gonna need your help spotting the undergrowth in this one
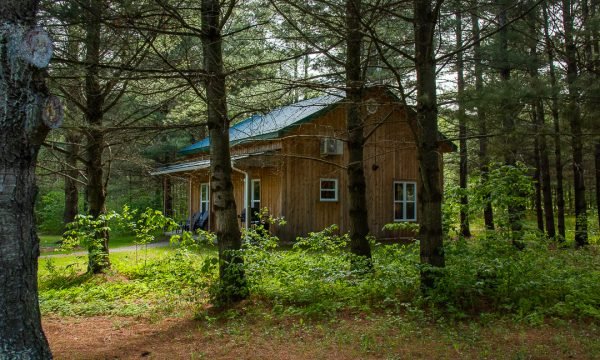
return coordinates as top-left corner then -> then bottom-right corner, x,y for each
39,248 -> 210,317
39,227 -> 600,323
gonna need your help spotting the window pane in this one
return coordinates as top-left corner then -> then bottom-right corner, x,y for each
406,202 -> 415,220
394,203 -> 403,220
406,183 -> 415,202
252,180 -> 260,201
394,183 -> 404,201
321,190 -> 336,199
201,185 -> 208,201
321,180 -> 335,190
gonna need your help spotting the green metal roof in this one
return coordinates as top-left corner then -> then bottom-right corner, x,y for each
179,93 -> 343,155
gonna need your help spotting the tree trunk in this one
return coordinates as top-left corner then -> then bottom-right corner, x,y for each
456,9 -> 471,238
471,9 -> 494,230
562,0 -> 588,246
63,132 -> 80,226
346,0 -> 371,261
497,0 -> 523,247
414,0 -> 445,290
592,0 -> 599,71
528,12 -> 555,238
0,1 -> 53,357
594,141 -> 600,229
536,99 -> 555,238
543,3 -> 566,240
533,141 -> 545,232
84,0 -> 109,272
202,0 -> 247,304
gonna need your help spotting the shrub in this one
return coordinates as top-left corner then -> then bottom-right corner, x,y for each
37,190 -> 66,234
428,235 -> 600,320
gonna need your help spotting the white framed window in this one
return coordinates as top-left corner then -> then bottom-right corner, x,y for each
250,179 -> 261,210
320,178 -> 338,202
200,183 -> 210,213
394,181 -> 417,221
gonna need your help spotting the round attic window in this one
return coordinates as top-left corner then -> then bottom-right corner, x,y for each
366,99 -> 378,114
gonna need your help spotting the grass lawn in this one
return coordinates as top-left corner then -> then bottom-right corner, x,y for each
39,233 -> 157,254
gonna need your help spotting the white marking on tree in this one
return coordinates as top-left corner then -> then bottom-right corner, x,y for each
41,95 -> 63,129
19,28 -> 53,68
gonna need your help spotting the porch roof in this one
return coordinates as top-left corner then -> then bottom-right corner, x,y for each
179,92 -> 344,156
150,154 -> 251,176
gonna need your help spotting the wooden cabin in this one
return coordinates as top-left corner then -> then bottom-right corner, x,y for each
152,87 -> 455,241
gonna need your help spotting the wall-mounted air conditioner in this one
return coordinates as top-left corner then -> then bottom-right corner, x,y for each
320,138 -> 343,155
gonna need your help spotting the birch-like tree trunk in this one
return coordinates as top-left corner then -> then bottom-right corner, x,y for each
0,0 -> 53,357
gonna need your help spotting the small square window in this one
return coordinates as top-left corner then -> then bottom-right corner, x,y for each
320,178 -> 338,202
394,181 -> 417,221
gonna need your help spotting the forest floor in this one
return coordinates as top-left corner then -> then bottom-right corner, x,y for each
39,239 -> 600,359
43,311 -> 600,359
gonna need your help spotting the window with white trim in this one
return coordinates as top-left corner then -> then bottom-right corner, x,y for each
251,179 -> 261,210
320,178 -> 338,202
200,183 -> 210,213
394,181 -> 417,221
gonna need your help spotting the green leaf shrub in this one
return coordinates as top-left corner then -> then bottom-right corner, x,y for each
36,190 -> 66,234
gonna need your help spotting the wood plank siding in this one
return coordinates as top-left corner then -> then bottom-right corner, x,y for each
181,88 -> 449,241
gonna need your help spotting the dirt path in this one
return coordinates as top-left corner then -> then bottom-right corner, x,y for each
41,241 -> 173,258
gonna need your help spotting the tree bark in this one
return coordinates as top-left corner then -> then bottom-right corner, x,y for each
202,0 -> 247,304
497,0 -> 524,247
533,141 -> 544,232
345,0 -> 372,261
414,0 -> 445,290
84,0 -> 110,272
536,99 -> 555,237
596,142 -> 600,230
543,2 -> 566,240
471,8 -> 494,230
0,1 -> 53,357
562,0 -> 588,246
63,132 -> 80,226
528,11 -> 555,238
456,9 -> 471,238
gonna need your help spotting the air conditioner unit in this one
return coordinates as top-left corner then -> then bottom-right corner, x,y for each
320,138 -> 343,155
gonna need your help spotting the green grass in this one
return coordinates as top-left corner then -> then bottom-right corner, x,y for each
38,246 -> 212,317
39,233 -> 155,254
39,234 -> 62,248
